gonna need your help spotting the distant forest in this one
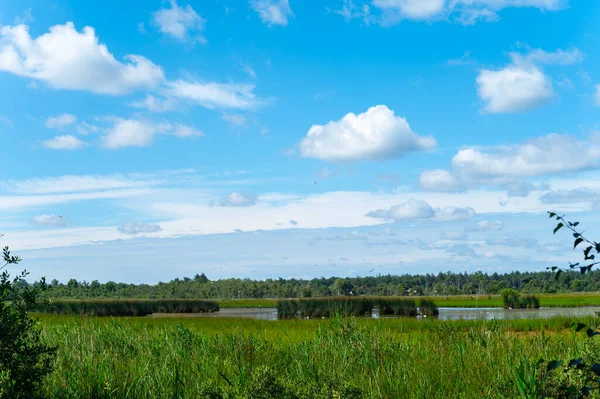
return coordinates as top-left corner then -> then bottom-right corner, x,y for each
43,270 -> 600,299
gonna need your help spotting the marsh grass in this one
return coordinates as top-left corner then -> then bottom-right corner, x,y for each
34,299 -> 219,316
277,297 -> 423,319
37,315 -> 600,398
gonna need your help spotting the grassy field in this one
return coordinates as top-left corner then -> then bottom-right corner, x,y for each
37,314 -> 600,398
217,293 -> 600,309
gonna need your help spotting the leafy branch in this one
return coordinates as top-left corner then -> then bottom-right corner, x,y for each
547,212 -> 600,278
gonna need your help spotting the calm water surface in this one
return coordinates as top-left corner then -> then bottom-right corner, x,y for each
152,307 -> 600,321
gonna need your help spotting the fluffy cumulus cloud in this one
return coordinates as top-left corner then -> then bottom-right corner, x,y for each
219,192 -> 258,207
343,0 -> 566,25
101,118 -> 202,149
420,133 -> 600,192
0,23 -> 164,94
168,80 -> 260,110
31,214 -> 69,227
366,199 -> 475,222
45,114 -> 77,130
152,0 -> 206,43
44,135 -> 86,150
250,0 -> 294,26
476,65 -> 553,113
299,105 -> 436,161
118,221 -> 162,235
476,47 -> 583,113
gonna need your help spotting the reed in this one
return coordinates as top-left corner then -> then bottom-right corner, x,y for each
277,297 -> 425,318
33,299 -> 219,316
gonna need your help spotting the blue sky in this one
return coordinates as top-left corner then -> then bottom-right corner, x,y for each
0,0 -> 599,282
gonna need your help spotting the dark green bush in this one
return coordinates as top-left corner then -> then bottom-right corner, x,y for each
277,297 -> 421,319
1,245 -> 56,397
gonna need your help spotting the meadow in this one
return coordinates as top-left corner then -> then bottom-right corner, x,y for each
36,314 -> 600,398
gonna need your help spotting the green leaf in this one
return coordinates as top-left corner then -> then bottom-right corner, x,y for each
555,269 -> 563,280
580,267 -> 587,274
548,212 -> 556,218
584,246 -> 593,257
574,237 -> 584,249
586,329 -> 600,338
554,223 -> 564,234
551,266 -> 558,271
575,323 -> 587,332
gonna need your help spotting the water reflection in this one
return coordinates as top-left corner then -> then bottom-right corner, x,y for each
152,307 -> 600,321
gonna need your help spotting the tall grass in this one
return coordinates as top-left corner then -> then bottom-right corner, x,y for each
38,315 -> 600,398
277,297 -> 423,318
34,299 -> 219,316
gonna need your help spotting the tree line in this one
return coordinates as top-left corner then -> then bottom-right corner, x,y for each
42,269 -> 600,299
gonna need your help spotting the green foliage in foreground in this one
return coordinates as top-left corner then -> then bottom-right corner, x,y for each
1,245 -> 56,398
37,315 -> 600,398
34,299 -> 219,316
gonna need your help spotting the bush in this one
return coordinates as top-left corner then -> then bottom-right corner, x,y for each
0,245 -> 56,397
500,289 -> 540,309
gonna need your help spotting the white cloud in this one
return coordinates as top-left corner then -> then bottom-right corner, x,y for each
168,80 -> 260,110
6,170 -> 191,195
476,47 -> 583,114
153,0 -> 206,43
44,135 -> 86,150
76,121 -> 99,135
421,133 -> 600,192
45,114 -> 77,130
372,0 -> 446,20
299,105 -> 436,161
364,0 -> 566,25
31,214 -> 68,227
434,206 -> 476,222
118,221 -> 162,235
221,113 -> 247,127
0,114 -> 13,126
465,220 -> 504,232
366,200 -> 475,222
131,95 -> 175,112
476,65 -> 553,113
219,192 -> 257,207
540,188 -> 600,204
509,47 -> 584,66
419,169 -> 464,192
595,85 -> 600,107
101,118 -> 202,149
250,0 -> 294,26
241,62 -> 257,79
0,22 -> 164,94
447,50 -> 474,66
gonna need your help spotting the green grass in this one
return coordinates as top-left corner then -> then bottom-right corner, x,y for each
36,314 -> 600,398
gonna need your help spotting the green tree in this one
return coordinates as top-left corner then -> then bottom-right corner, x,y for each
0,244 -> 56,397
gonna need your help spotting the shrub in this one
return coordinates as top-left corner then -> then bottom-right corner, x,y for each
0,245 -> 56,397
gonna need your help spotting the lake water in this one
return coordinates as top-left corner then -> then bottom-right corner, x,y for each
152,306 -> 600,321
